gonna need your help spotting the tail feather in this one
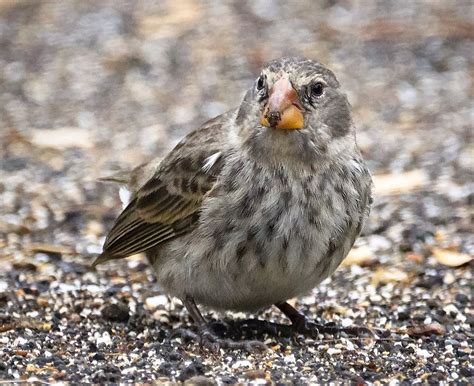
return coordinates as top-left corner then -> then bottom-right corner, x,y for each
97,170 -> 132,185
91,250 -> 121,268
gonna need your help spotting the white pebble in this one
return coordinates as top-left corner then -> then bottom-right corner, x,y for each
232,360 -> 252,369
346,341 -> 355,351
284,354 -> 296,363
341,318 -> 353,327
443,304 -> 458,314
145,295 -> 168,311
14,337 -> 27,346
327,348 -> 341,355
416,348 -> 431,358
85,284 -> 102,293
96,331 -> 112,346
0,281 -> 9,292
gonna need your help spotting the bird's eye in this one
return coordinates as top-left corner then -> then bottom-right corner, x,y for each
256,74 -> 266,91
310,82 -> 325,97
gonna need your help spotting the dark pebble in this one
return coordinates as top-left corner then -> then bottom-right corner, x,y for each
158,362 -> 172,377
221,376 -> 238,384
0,293 -> 9,307
92,352 -> 106,361
466,314 -> 474,327
416,274 -> 444,288
33,279 -> 51,293
35,356 -> 53,366
455,293 -> 469,304
101,303 -> 130,322
445,339 -> 459,346
92,364 -> 121,383
456,349 -> 469,358
178,360 -> 205,381
459,366 -> 473,377
397,310 -> 410,321
168,351 -> 182,361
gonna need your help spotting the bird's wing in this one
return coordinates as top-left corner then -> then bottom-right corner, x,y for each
92,112 -> 233,266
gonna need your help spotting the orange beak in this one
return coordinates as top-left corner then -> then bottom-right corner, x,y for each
260,75 -> 304,130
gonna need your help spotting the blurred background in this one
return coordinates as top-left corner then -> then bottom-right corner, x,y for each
0,0 -> 472,382
1,0 -> 472,263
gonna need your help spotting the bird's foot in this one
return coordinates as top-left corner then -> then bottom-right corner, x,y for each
172,325 -> 268,353
293,319 -> 375,338
276,302 -> 376,338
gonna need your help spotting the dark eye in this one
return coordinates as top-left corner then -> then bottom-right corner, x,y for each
309,82 -> 325,97
256,74 -> 266,91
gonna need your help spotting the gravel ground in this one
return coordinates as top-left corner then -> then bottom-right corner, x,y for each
0,0 -> 473,383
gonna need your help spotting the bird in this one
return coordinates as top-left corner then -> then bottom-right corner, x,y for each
93,57 -> 373,351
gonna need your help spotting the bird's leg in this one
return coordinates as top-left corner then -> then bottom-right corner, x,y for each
173,296 -> 267,353
275,302 -> 374,337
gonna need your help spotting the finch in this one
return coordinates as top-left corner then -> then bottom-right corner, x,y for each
94,57 -> 373,351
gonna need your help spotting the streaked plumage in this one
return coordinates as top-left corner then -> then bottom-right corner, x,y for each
94,57 -> 373,348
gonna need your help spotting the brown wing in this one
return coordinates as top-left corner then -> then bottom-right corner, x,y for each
92,112 -> 233,266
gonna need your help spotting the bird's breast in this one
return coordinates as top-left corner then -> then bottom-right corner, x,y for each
199,159 -> 359,275
156,155 -> 370,310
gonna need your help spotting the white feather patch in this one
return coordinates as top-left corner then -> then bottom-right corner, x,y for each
202,152 -> 222,172
119,186 -> 131,208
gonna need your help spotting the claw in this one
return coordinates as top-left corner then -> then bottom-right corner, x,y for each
171,325 -> 268,353
295,320 -> 374,337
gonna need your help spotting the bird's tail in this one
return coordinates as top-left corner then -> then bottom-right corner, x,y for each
91,251 -> 119,268
97,169 -> 132,185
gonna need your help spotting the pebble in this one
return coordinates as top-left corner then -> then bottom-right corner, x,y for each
96,332 -> 112,346
14,337 -> 27,346
145,295 -> 169,311
327,348 -> 342,355
232,360 -> 252,369
416,348 -> 432,359
454,293 -> 468,304
284,354 -> 296,363
101,303 -> 130,322
0,281 -> 8,292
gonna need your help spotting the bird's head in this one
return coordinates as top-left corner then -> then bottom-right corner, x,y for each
235,58 -> 353,162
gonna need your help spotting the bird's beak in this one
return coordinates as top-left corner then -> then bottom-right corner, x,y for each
260,75 -> 304,130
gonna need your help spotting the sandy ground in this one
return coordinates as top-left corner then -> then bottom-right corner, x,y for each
0,0 -> 472,383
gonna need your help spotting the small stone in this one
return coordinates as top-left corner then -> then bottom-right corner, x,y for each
232,360 -> 252,369
283,354 -> 296,363
184,375 -> 216,385
145,295 -> 168,311
14,337 -> 27,346
96,332 -> 112,347
92,353 -> 106,361
459,367 -> 473,377
101,303 -> 130,322
152,309 -> 170,323
327,348 -> 342,355
416,348 -> 432,358
455,293 -> 468,304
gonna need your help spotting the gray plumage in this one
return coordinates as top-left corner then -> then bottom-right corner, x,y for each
94,57 -> 373,315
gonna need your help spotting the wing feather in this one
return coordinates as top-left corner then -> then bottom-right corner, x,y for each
92,112 -> 232,266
